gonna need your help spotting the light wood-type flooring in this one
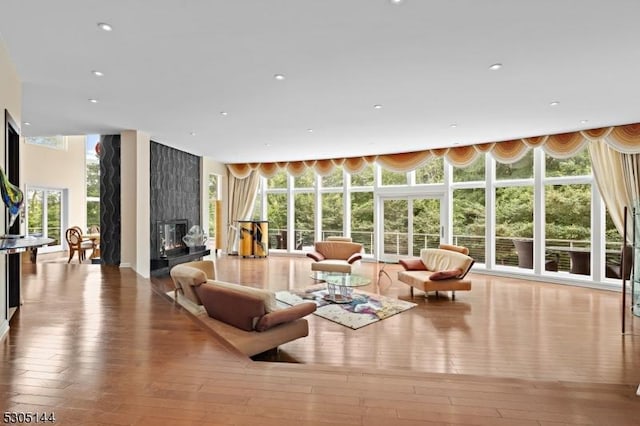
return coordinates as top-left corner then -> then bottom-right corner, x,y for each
1,254 -> 639,425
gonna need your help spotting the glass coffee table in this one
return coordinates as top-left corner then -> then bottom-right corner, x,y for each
310,271 -> 371,303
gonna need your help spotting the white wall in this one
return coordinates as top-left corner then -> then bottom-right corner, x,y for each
202,158 -> 227,251
22,135 -> 87,235
120,130 -> 151,277
0,39 -> 21,340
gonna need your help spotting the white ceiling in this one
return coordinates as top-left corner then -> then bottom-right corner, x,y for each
1,0 -> 640,164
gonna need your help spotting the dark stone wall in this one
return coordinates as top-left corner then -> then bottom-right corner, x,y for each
99,134 -> 121,265
150,141 -> 201,260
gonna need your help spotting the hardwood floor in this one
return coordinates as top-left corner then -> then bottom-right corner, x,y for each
2,256 -> 639,425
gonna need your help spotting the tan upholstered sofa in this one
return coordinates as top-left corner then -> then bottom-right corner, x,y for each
306,240 -> 363,273
397,244 -> 474,300
170,261 -> 316,357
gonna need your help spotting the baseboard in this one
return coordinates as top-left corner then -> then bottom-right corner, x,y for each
119,262 -> 132,268
0,320 -> 9,343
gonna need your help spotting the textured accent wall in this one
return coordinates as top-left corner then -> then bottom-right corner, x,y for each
100,134 -> 121,265
150,142 -> 201,260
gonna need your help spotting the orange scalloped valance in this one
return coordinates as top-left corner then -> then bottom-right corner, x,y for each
226,122 -> 640,177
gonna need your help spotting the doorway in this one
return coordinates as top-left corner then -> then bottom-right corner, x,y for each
380,195 -> 443,259
4,110 -> 20,320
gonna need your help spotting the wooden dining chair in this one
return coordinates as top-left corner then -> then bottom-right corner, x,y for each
65,227 -> 93,263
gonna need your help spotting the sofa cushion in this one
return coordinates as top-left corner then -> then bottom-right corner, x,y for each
310,260 -> 352,273
255,302 -> 317,332
210,280 -> 279,312
399,258 -> 427,271
429,269 -> 463,281
195,283 -> 266,331
314,241 -> 363,260
420,248 -> 473,277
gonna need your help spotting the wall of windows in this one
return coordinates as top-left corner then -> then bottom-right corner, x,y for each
253,145 -> 619,288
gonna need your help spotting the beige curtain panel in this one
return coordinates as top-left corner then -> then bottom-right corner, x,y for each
226,122 -> 640,178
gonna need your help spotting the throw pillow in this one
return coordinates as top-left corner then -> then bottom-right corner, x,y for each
399,258 -> 427,271
429,269 -> 463,281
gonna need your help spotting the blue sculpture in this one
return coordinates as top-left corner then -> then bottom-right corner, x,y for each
0,166 -> 24,227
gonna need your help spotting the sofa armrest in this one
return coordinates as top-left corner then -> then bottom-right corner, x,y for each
306,251 -> 325,262
347,253 -> 362,264
399,258 -> 427,271
255,302 -> 317,332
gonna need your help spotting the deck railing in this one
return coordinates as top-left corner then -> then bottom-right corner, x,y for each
268,228 -> 623,275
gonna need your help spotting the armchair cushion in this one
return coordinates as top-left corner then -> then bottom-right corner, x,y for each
255,302 -> 317,332
429,269 -> 463,281
399,258 -> 427,271
420,248 -> 474,278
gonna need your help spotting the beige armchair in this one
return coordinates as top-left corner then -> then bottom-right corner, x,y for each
306,240 -> 363,274
397,244 -> 474,300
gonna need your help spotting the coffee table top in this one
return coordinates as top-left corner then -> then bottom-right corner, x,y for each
311,271 -> 370,288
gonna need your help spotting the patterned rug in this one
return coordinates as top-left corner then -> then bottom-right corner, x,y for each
276,287 -> 417,330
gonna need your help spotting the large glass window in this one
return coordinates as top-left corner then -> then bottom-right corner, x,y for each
351,192 -> 374,254
415,158 -> 444,184
267,193 -> 287,249
545,183 -> 592,275
495,186 -> 533,267
26,187 -> 64,252
351,164 -> 374,186
322,166 -> 343,188
322,193 -> 343,239
86,135 -> 100,229
454,155 -> 485,182
546,149 -> 591,177
350,164 -> 374,254
453,188 -> 486,263
251,146 -> 608,285
496,151 -> 533,180
381,169 -> 408,186
294,193 -> 314,250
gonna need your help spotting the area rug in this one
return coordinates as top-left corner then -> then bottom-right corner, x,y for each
275,287 -> 417,330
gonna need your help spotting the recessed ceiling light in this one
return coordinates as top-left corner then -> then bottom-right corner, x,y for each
88,98 -> 99,103
97,22 -> 113,31
489,63 -> 502,71
92,70 -> 104,77
550,101 -> 560,106
274,74 -> 285,81
23,122 -> 31,126
450,123 -> 457,128
307,129 -> 313,133
220,111 -> 228,116
373,104 -> 383,109
265,143 -> 272,147
190,132 -> 196,136
580,119 -> 589,124
389,0 -> 404,4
